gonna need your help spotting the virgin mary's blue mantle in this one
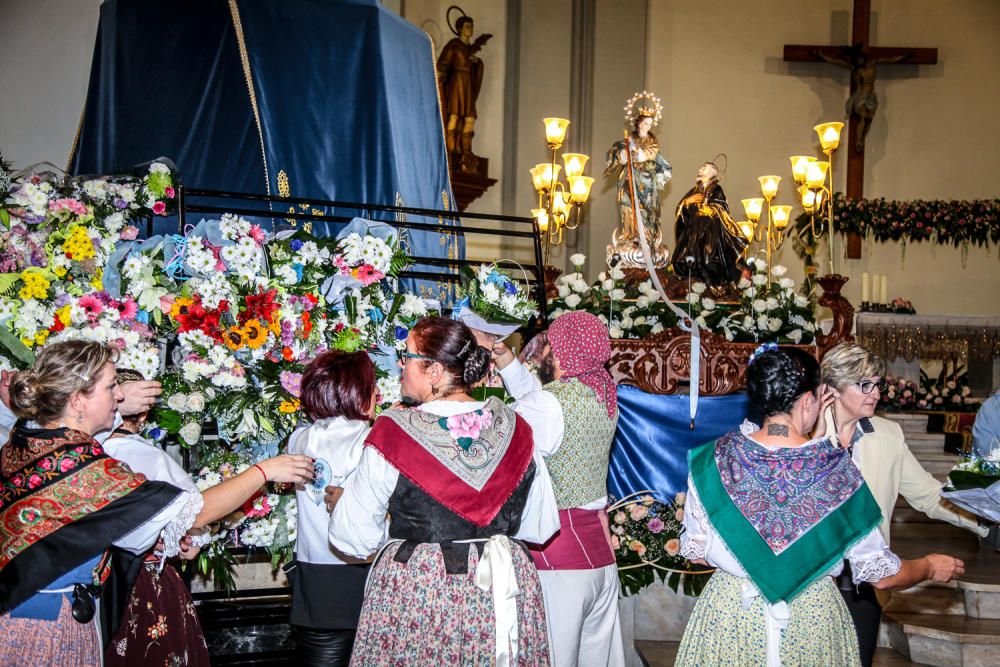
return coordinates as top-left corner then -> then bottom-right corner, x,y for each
69,0 -> 461,299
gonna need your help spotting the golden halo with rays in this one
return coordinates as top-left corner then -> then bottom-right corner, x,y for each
623,90 -> 663,128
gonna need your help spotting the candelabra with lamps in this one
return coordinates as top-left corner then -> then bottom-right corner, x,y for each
790,121 -> 843,274
528,118 -> 594,265
739,174 -> 791,277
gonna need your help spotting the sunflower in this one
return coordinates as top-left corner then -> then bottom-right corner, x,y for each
170,296 -> 195,320
243,319 -> 268,350
223,325 -> 247,351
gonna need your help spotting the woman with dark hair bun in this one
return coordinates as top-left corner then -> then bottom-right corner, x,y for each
675,346 -> 965,666
286,350 -> 378,667
328,316 -> 559,665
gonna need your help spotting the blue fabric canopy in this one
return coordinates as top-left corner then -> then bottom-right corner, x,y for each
608,385 -> 759,501
69,0 -> 461,299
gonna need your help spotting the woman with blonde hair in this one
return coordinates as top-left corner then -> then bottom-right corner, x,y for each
0,341 -> 198,664
820,341 -> 978,666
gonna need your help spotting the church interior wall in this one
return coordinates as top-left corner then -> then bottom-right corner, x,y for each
1,0 -> 997,316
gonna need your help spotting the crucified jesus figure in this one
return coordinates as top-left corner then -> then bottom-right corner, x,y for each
814,45 -> 908,153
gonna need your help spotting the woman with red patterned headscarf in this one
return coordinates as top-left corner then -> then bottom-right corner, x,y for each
493,311 -> 626,667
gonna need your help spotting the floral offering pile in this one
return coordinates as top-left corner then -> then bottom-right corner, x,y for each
0,157 -> 420,581
549,254 -> 818,344
607,491 -> 711,597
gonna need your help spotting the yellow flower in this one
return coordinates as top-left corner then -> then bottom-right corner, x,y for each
20,336 -> 34,348
34,330 -> 49,346
55,305 -> 72,326
54,266 -> 67,278
169,297 -> 194,320
278,399 -> 300,414
242,319 -> 268,350
223,326 -> 247,351
62,226 -> 96,261
90,268 -> 104,291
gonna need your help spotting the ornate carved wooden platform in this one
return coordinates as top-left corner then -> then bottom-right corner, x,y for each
608,274 -> 855,396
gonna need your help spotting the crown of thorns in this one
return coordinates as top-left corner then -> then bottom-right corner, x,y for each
624,91 -> 663,127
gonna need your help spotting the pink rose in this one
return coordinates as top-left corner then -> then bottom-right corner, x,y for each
629,504 -> 648,521
665,538 -> 680,556
675,508 -> 684,522
611,535 -> 620,550
628,540 -> 647,556
38,458 -> 53,471
119,225 -> 139,241
164,186 -> 175,198
152,201 -> 167,215
60,458 -> 75,473
28,474 -> 43,489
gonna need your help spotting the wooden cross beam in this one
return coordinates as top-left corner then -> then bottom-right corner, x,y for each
784,0 -> 937,258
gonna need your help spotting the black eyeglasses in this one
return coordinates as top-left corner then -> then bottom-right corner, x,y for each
396,350 -> 434,365
854,379 -> 887,394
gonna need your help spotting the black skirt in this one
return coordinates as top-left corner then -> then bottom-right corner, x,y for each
287,560 -> 370,630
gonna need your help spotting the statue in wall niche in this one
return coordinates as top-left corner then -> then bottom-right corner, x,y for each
437,6 -> 492,174
604,91 -> 672,270
671,158 -> 748,286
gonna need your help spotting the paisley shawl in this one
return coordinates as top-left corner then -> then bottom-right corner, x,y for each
366,397 -> 533,527
715,429 -> 866,554
689,429 -> 881,604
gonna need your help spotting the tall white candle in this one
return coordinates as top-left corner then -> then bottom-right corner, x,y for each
880,276 -> 889,304
861,272 -> 870,303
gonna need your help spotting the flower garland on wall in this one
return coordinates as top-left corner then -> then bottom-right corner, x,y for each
831,194 -> 1000,247
0,157 -> 425,583
548,254 -> 819,345
791,194 -> 1000,281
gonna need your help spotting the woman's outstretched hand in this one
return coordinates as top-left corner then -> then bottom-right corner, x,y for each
259,454 -> 315,485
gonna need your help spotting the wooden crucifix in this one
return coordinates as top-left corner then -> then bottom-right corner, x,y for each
784,0 -> 937,258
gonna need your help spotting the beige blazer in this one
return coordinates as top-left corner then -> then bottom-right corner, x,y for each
824,411 -> 987,544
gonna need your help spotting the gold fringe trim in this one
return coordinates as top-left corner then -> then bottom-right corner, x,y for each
227,0 -> 271,196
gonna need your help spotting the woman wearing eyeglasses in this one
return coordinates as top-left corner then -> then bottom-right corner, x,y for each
820,342 -> 985,667
328,316 -> 559,666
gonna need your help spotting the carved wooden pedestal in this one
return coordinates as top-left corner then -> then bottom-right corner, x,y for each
450,156 -> 496,212
607,274 -> 854,396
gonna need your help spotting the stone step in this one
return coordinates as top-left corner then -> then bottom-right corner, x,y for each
635,641 -> 929,666
884,612 -> 1000,667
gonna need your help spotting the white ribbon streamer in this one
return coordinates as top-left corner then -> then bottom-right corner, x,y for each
741,581 -> 790,667
625,137 -> 700,425
473,535 -> 521,667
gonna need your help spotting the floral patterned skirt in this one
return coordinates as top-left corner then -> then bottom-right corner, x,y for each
350,540 -> 551,666
0,597 -> 100,666
105,561 -> 210,666
675,570 -> 861,666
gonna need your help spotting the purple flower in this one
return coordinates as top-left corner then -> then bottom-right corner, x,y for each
290,239 -> 303,251
395,325 -> 408,340
280,370 -> 303,398
647,517 -> 665,534
114,198 -> 128,209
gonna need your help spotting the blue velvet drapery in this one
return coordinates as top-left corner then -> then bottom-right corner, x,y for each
69,0 -> 461,298
608,385 -> 759,501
